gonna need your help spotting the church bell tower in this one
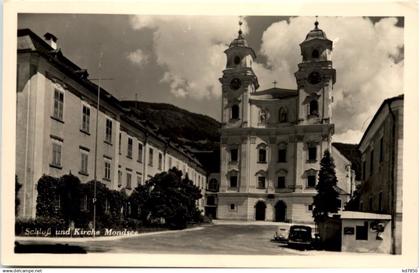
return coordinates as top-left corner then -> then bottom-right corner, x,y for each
219,20 -> 259,129
295,18 -> 336,125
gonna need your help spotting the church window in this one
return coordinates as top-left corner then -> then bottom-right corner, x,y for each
207,196 -> 215,206
257,176 -> 266,189
234,56 -> 241,65
230,148 -> 238,162
307,175 -> 316,188
277,176 -> 286,189
307,144 -> 317,161
229,176 -> 238,188
278,148 -> 287,162
231,104 -> 239,120
208,178 -> 218,191
312,49 -> 320,59
309,100 -> 319,116
279,107 -> 288,123
230,204 -> 236,211
258,148 -> 267,163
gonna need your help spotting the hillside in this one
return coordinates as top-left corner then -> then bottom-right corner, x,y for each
121,100 -> 221,153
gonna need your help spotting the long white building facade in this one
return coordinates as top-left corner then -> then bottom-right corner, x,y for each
216,20 -> 353,223
16,29 -> 207,218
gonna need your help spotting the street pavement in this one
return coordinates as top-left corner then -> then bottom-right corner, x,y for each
17,223 -> 307,255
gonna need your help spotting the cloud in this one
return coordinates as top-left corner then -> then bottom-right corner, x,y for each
126,49 -> 149,66
129,15 -> 247,99
256,16 -> 403,143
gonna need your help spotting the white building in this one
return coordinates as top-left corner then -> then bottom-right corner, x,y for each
16,29 -> 206,218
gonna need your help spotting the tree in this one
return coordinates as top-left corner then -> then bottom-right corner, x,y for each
312,149 -> 340,222
130,167 -> 203,229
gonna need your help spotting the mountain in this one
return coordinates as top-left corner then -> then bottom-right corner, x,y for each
121,101 -> 221,171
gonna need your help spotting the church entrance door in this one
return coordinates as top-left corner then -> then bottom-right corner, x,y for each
275,201 -> 287,222
255,201 -> 266,221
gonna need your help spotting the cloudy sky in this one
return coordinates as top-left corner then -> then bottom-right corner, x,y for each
18,15 -> 404,144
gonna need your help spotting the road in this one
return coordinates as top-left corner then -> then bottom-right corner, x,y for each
17,224 -> 306,255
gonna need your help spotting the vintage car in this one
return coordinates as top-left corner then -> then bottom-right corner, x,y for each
287,225 -> 314,249
273,223 -> 293,243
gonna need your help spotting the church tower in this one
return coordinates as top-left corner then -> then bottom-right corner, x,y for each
219,20 -> 259,129
295,18 -> 336,125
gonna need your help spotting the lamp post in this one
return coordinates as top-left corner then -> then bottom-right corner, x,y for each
89,52 -> 113,237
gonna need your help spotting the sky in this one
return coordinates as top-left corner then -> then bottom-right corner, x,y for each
18,15 -> 404,144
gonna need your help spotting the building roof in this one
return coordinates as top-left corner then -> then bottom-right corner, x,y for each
250,87 -> 297,101
358,94 -> 404,150
339,211 -> 391,220
302,21 -> 329,43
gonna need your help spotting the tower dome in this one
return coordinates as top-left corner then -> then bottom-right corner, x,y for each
304,18 -> 328,42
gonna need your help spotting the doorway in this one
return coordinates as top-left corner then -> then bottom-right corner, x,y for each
255,201 -> 266,221
275,200 -> 287,222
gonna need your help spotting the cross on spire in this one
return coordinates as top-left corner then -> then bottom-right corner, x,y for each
272,80 -> 277,88
238,16 -> 243,35
314,15 -> 319,29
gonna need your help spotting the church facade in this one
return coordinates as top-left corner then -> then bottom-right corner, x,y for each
216,21 -> 350,223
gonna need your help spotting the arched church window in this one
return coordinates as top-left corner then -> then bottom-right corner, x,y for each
279,107 -> 288,123
309,100 -> 319,116
208,178 -> 218,191
258,148 -> 267,163
231,104 -> 239,120
234,56 -> 241,65
312,49 -> 320,59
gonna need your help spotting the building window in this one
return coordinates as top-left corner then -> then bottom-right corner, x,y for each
230,204 -> 236,211
138,143 -> 143,162
231,104 -> 239,120
369,196 -> 373,211
257,176 -> 266,189
137,174 -> 142,187
308,204 -> 313,211
312,49 -> 320,59
209,179 -> 218,191
379,138 -> 384,162
126,172 -> 132,189
207,196 -> 215,206
53,89 -> 64,121
378,192 -> 383,212
230,148 -> 238,162
81,104 -> 90,132
148,148 -> 154,167
51,141 -> 62,167
309,100 -> 319,116
362,160 -> 366,180
370,149 -> 374,175
258,149 -> 267,163
127,137 -> 133,158
118,133 -> 122,154
356,221 -> 368,240
158,153 -> 163,170
278,148 -> 287,162
307,175 -> 316,188
118,170 -> 122,187
105,119 -> 112,143
277,176 -> 286,189
168,156 -> 172,168
104,161 -> 111,180
308,146 -> 317,161
80,151 -> 88,174
279,107 -> 288,123
229,176 -> 238,188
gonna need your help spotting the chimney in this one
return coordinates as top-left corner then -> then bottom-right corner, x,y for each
44,32 -> 58,50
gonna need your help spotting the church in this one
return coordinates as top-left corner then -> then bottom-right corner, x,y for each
215,19 -> 354,223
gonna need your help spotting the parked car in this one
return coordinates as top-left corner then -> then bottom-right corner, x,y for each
273,223 -> 292,243
287,225 -> 313,249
